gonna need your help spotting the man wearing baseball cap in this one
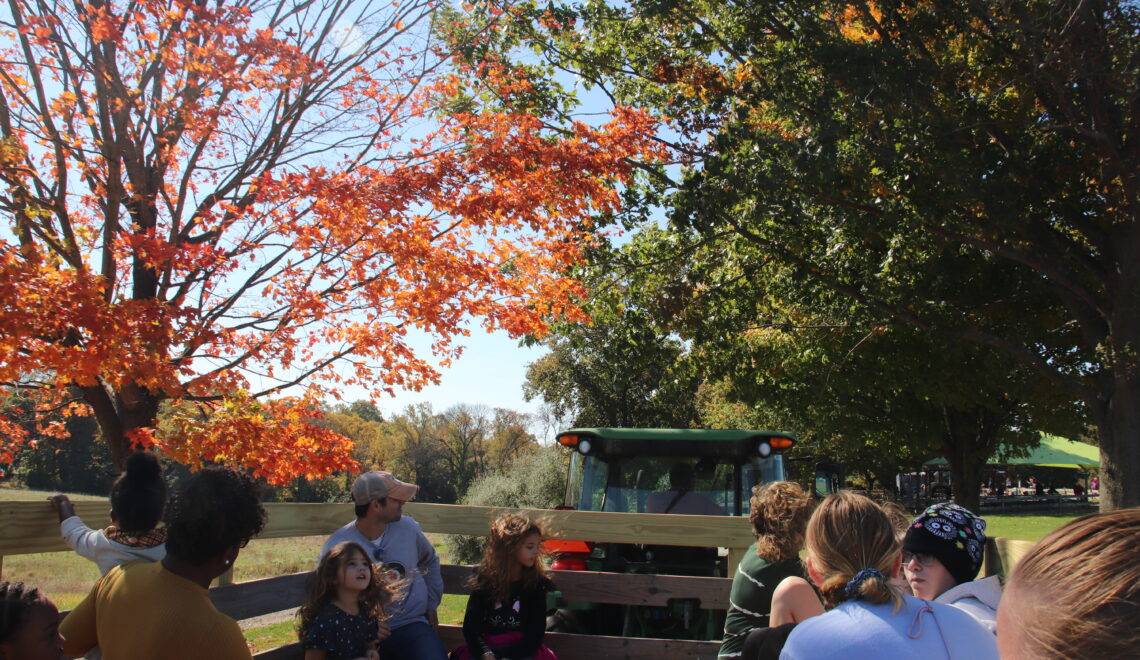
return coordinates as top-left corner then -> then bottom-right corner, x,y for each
319,470 -> 446,659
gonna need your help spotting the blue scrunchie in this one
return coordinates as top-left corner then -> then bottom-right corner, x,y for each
845,567 -> 885,599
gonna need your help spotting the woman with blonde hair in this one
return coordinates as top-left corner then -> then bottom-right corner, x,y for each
780,492 -> 997,659
717,482 -> 815,659
997,508 -> 1140,659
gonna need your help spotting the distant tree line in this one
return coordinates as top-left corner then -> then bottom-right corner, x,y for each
2,397 -> 542,504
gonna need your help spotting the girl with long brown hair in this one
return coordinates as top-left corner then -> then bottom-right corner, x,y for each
299,542 -> 396,660
451,513 -> 556,660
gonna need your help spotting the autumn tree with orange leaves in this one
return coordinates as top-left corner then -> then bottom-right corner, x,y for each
0,0 -> 661,483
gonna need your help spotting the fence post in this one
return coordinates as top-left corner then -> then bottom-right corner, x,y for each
727,545 -> 746,579
215,566 -> 235,587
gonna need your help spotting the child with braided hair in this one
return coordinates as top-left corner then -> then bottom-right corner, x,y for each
780,492 -> 997,660
0,581 -> 64,660
451,514 -> 556,660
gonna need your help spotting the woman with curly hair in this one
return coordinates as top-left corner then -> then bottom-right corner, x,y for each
451,513 -> 556,660
299,541 -> 397,660
61,466 -> 266,660
780,492 -> 997,660
717,482 -> 816,659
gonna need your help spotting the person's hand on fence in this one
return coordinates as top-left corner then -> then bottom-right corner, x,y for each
47,493 -> 76,522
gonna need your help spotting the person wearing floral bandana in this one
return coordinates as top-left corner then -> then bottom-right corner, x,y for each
903,502 -> 1002,633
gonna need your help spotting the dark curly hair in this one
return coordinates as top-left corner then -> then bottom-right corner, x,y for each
164,467 -> 266,565
469,513 -> 548,604
110,450 -> 166,533
298,542 -> 397,644
750,482 -> 815,563
0,581 -> 48,645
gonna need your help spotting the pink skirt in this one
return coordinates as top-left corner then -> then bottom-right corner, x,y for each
449,631 -> 557,660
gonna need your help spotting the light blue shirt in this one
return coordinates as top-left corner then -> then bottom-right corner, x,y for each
780,594 -> 999,660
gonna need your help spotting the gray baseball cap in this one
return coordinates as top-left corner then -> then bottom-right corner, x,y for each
351,471 -> 419,505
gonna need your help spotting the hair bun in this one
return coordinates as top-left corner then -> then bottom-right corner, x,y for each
123,451 -> 162,484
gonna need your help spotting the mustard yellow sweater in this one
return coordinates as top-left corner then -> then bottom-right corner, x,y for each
61,560 -> 250,659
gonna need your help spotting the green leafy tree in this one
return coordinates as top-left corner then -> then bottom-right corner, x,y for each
523,241 -> 702,428
443,445 -> 568,564
452,0 -> 1132,508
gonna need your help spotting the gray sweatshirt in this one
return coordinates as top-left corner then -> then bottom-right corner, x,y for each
318,515 -> 444,631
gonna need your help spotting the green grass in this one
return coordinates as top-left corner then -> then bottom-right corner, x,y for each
0,486 -> 106,501
245,620 -> 299,653
983,513 -> 1079,544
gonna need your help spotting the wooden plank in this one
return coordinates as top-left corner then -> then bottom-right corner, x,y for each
253,643 -> 303,660
0,501 -> 109,555
440,565 -> 730,610
551,570 -> 730,610
727,546 -> 747,579
253,630 -> 721,660
404,503 -> 755,549
0,501 -> 753,556
257,503 -> 352,540
217,565 -> 730,623
210,571 -> 310,621
437,625 -> 721,660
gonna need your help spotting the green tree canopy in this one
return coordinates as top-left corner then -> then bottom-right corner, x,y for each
460,0 -> 1136,509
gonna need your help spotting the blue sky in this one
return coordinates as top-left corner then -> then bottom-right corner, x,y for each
352,327 -> 549,429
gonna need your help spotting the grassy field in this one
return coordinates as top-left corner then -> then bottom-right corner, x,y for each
981,512 -> 1080,544
0,487 -> 1082,652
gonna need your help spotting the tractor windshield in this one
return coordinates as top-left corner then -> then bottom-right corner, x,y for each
566,453 -> 786,517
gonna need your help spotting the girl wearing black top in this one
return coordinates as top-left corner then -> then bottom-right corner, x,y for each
452,514 -> 556,660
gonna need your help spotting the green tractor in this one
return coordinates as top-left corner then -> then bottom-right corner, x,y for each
546,428 -> 797,641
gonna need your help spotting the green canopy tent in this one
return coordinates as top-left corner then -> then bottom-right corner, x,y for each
924,434 -> 1099,469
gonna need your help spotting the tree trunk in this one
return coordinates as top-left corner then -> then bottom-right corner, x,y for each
1096,379 -> 1140,511
941,406 -> 1000,515
947,451 -> 983,515
79,382 -> 162,472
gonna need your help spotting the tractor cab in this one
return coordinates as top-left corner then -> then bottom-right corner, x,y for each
548,428 -> 796,638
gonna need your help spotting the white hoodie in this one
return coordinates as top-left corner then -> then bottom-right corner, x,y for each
936,575 -> 1003,634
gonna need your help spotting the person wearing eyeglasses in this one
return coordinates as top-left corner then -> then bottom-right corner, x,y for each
902,502 -> 1002,634
319,471 -> 447,660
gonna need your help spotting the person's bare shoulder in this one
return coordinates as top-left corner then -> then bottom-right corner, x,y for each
771,575 -> 824,626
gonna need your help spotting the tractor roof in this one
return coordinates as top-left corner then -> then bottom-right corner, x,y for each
556,428 -> 796,459
559,428 -> 795,442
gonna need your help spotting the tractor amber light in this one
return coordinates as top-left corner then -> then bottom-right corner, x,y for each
769,436 -> 795,451
544,539 -> 592,554
557,434 -> 580,447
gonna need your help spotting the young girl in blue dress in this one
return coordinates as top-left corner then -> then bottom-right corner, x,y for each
452,513 -> 556,660
300,541 -> 395,660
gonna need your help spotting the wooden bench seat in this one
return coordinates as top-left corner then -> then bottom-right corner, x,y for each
210,566 -> 731,660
